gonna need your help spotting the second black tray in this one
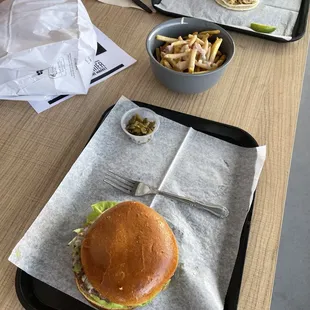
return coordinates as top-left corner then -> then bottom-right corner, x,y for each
16,101 -> 258,310
152,0 -> 310,43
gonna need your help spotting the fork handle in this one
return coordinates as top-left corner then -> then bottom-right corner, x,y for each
157,190 -> 229,219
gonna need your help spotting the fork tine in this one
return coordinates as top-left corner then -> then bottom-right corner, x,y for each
104,175 -> 133,191
107,170 -> 136,185
103,179 -> 132,194
105,173 -> 134,189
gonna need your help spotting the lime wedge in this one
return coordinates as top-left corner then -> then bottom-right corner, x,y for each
250,23 -> 276,33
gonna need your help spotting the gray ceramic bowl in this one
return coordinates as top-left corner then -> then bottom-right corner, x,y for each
146,17 -> 235,94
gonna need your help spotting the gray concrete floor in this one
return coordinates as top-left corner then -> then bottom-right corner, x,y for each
271,44 -> 310,310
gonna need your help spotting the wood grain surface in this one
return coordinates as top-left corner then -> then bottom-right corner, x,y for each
0,1 -> 309,309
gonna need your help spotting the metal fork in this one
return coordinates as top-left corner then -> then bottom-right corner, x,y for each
103,170 -> 229,219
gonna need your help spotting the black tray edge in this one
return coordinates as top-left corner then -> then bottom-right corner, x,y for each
15,100 -> 260,310
152,0 -> 310,43
16,268 -> 53,310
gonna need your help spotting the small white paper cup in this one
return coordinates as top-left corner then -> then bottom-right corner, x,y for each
121,108 -> 160,144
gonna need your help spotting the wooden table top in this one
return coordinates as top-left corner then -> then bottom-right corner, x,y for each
0,2 -> 309,309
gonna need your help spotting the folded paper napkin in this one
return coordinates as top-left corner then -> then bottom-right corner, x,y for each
9,96 -> 266,309
98,0 -> 153,10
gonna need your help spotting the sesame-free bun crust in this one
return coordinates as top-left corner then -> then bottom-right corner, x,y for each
81,201 -> 178,307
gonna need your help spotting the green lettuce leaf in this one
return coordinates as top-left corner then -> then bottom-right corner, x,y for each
73,262 -> 82,274
73,228 -> 83,234
90,295 -> 130,309
86,201 -> 118,225
90,279 -> 170,309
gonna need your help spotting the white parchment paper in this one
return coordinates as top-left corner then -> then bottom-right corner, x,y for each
9,96 -> 266,310
155,0 -> 302,40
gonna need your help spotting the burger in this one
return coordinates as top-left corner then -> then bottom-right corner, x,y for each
215,0 -> 259,11
69,201 -> 179,309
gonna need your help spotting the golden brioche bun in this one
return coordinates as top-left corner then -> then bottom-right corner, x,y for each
81,201 -> 178,307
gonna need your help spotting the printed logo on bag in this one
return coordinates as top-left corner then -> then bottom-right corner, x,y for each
48,57 -> 67,79
92,60 -> 107,76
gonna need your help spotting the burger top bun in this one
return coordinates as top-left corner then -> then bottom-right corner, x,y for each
81,201 -> 179,307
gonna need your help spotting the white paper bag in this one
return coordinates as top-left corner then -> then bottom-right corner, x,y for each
0,0 -> 97,101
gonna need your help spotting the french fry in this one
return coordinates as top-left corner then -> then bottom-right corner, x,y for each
155,48 -> 161,62
216,54 -> 226,67
198,33 -> 210,40
195,60 -> 212,70
156,35 -> 178,43
199,30 -> 221,35
206,46 -> 211,61
188,34 -> 204,45
197,39 -> 208,63
188,48 -> 197,73
209,66 -> 218,71
163,60 -> 172,69
196,37 -> 205,45
203,36 -> 209,52
155,31 -> 226,73
165,58 -> 180,71
164,52 -> 190,59
188,35 -> 197,47
180,44 -> 189,53
166,58 -> 177,69
181,50 -> 189,62
173,45 -> 181,54
171,40 -> 188,47
209,37 -> 223,63
176,60 -> 189,71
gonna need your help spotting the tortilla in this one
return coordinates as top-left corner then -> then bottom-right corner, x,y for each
215,0 -> 259,11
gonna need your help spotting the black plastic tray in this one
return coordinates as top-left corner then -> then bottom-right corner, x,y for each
152,0 -> 310,43
16,101 -> 258,310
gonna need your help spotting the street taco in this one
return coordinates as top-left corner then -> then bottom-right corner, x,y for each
215,0 -> 259,11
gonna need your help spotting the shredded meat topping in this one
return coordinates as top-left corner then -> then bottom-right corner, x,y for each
227,0 -> 256,4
